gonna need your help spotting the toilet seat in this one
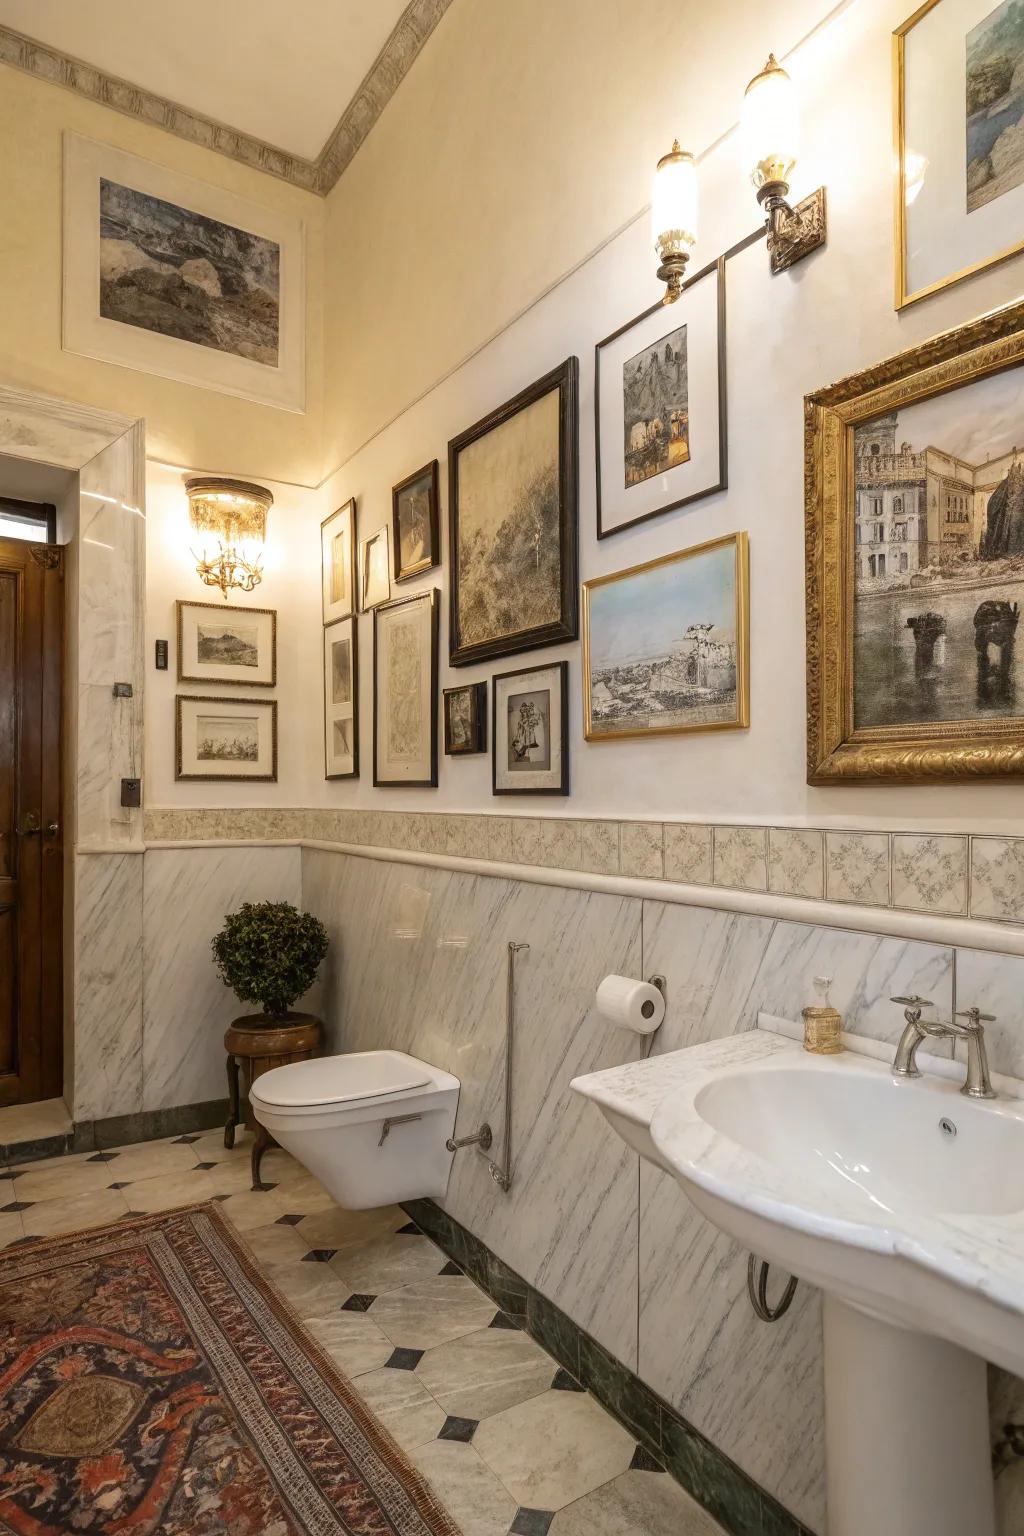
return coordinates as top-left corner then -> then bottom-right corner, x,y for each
252,1049 -> 429,1111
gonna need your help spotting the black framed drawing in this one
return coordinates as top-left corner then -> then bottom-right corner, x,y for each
321,499 -> 356,623
323,615 -> 358,779
448,357 -> 578,666
373,589 -> 439,787
595,255 -> 726,539
491,658 -> 569,796
443,681 -> 487,755
393,459 -> 440,582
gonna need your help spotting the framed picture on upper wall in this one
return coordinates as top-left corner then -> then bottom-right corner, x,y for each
62,133 -> 305,412
894,0 -> 1024,308
806,298 -> 1024,783
176,600 -> 276,687
373,589 -> 439,787
359,526 -> 392,611
321,500 -> 356,624
443,681 -> 487,755
492,659 -> 569,795
175,695 -> 277,782
583,533 -> 749,741
595,256 -> 725,538
448,358 -> 578,666
324,616 -> 358,778
393,460 -> 439,582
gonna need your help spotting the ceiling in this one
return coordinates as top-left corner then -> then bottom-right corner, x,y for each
0,0 -> 410,160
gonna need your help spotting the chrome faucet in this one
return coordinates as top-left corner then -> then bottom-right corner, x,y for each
891,996 -> 996,1099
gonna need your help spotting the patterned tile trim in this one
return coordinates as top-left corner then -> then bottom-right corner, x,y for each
142,810 -> 1021,931
404,1199 -> 813,1536
0,0 -> 455,195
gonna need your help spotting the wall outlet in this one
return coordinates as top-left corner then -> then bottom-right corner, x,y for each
120,778 -> 142,808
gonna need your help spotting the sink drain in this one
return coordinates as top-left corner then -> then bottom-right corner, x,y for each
939,1117 -> 957,1139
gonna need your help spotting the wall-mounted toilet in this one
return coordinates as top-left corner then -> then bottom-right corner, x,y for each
248,1049 -> 460,1210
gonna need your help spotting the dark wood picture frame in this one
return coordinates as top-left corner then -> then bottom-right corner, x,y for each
491,658 -> 569,796
323,615 -> 358,780
443,681 -> 487,755
595,254 -> 727,540
175,694 -> 278,782
392,459 -> 440,583
176,599 -> 277,687
448,357 -> 579,667
372,589 -> 439,788
320,498 -> 356,625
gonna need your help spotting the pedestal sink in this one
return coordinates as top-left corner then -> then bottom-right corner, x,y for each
572,1027 -> 1024,1536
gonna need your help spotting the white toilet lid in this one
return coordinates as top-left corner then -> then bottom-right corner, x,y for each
251,1050 -> 431,1109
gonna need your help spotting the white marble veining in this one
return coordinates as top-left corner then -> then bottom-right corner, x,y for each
954,947 -> 1024,1083
142,846 -> 303,1110
73,852 -> 144,1120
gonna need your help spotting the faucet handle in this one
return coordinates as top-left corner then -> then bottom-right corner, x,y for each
955,1007 -> 996,1028
891,995 -> 933,1007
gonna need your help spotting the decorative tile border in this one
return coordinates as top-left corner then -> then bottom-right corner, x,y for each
142,809 -> 1024,929
404,1198 -> 812,1536
0,0 -> 455,195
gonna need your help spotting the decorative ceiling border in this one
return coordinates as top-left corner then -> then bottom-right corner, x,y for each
0,0 -> 455,197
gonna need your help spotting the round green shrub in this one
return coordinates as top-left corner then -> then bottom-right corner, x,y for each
211,901 -> 328,1018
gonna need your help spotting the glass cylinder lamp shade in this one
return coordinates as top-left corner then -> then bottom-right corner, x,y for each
652,142 -> 698,301
741,54 -> 798,200
186,476 -> 273,598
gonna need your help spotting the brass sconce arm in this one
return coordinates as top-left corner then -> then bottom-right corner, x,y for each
759,183 -> 828,275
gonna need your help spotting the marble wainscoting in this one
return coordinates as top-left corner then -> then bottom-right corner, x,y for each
142,846 -> 302,1110
301,849 -> 642,1366
73,852 -> 144,1121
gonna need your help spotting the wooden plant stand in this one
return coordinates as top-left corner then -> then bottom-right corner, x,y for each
223,1012 -> 322,1190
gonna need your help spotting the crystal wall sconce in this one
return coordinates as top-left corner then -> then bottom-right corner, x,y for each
186,476 -> 273,599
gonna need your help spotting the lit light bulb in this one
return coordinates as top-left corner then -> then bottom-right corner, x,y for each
652,142 -> 698,302
741,54 -> 799,199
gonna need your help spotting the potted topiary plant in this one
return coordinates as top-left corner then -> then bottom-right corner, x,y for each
213,901 -> 329,1182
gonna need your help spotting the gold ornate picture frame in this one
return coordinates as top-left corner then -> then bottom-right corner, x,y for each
805,297 -> 1024,784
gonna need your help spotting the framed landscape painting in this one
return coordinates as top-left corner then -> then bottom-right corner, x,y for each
448,358 -> 578,666
806,298 -> 1024,782
175,695 -> 277,782
443,681 -> 487,755
492,660 -> 569,795
894,0 -> 1024,307
324,616 -> 358,779
373,590 -> 439,787
176,600 -> 276,687
63,134 -> 305,411
583,533 -> 749,741
393,460 -> 439,582
595,257 -> 725,538
321,500 -> 356,624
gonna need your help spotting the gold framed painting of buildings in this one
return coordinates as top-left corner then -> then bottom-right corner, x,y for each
805,297 -> 1024,784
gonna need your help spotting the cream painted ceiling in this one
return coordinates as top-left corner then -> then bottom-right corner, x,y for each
0,0 -> 410,159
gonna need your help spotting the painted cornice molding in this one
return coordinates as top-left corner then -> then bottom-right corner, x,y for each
0,0 -> 455,197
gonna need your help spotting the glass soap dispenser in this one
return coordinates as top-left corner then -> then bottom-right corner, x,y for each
802,975 -> 844,1055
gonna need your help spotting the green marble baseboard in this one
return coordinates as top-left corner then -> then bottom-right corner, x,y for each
404,1198 -> 814,1536
72,1098 -> 229,1153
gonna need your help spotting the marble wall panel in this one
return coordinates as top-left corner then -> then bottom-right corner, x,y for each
141,846 -> 302,1111
73,852 -> 144,1120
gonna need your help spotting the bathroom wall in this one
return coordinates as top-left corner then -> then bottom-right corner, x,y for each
299,843 -> 1024,1535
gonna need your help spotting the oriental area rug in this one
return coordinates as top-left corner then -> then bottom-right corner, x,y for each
0,1202 -> 461,1536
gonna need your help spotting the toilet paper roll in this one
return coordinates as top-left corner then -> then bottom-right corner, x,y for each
596,974 -> 665,1035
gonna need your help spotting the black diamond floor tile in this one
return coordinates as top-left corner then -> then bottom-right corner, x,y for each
551,1367 -> 584,1392
340,1293 -> 377,1313
302,1248 -> 338,1263
1,1201 -> 33,1213
629,1444 -> 665,1472
172,1134 -> 201,1144
107,1182 -> 132,1191
510,1510 -> 555,1536
195,1161 -> 218,1170
212,1193 -> 231,1203
488,1311 -> 519,1330
275,1213 -> 305,1225
87,1152 -> 118,1163
396,1221 -> 420,1235
438,1415 -> 478,1443
438,1260 -> 462,1276
385,1347 -> 424,1371
3,1235 -> 37,1248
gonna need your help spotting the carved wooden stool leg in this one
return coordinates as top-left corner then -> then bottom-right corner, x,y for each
251,1122 -> 272,1191
224,1054 -> 240,1150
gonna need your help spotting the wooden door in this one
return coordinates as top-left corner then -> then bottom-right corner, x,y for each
0,539 -> 62,1104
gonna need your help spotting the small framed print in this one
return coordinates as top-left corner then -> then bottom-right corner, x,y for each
175,694 -> 277,781
324,616 -> 358,779
321,499 -> 356,624
492,659 -> 569,796
895,0 -> 1024,308
393,460 -> 439,583
176,600 -> 276,687
359,525 -> 392,611
595,256 -> 726,538
373,589 -> 439,787
444,681 -> 487,755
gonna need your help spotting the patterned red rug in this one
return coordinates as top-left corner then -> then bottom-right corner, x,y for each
0,1202 -> 461,1535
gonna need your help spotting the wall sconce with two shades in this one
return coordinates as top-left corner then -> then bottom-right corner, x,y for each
652,53 -> 827,303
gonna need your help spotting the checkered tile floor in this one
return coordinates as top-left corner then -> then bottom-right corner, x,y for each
0,1127 -> 722,1536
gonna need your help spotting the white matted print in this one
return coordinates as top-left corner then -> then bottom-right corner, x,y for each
324,616 -> 358,779
175,694 -> 277,781
176,600 -> 276,687
492,659 -> 569,795
373,590 -> 438,786
595,257 -> 724,537
63,133 -> 305,411
896,0 -> 1024,306
360,525 -> 392,610
321,500 -> 356,623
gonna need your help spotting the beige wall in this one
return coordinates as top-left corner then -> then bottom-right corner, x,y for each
0,66 -> 324,486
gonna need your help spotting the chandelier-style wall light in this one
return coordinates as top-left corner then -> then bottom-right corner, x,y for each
186,476 -> 273,599
652,51 -> 827,301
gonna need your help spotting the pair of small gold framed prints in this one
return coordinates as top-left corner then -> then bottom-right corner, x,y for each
174,599 -> 278,782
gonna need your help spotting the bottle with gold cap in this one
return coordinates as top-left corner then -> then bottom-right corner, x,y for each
802,975 -> 844,1055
